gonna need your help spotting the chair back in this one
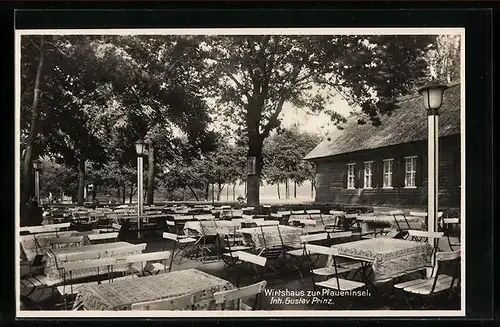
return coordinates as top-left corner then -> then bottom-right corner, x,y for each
131,291 -> 204,311
235,251 -> 267,267
328,231 -> 353,239
408,230 -> 444,241
163,232 -> 179,241
118,251 -> 172,273
88,232 -> 119,242
60,250 -> 102,262
60,256 -> 117,273
213,281 -> 267,310
107,243 -> 147,256
329,210 -> 345,216
306,209 -> 321,215
291,210 -> 305,215
255,220 -> 279,226
429,250 -> 461,294
300,233 -> 329,244
305,244 -> 336,256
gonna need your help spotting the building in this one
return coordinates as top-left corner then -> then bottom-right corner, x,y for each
304,82 -> 461,208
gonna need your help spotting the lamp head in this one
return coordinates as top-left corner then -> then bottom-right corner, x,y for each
418,82 -> 448,114
32,159 -> 43,171
135,140 -> 147,156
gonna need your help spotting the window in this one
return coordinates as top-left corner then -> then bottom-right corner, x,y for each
405,156 -> 417,187
383,159 -> 394,188
364,162 -> 373,188
346,164 -> 356,189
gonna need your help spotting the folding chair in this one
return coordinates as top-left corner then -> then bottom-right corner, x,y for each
217,222 -> 251,268
389,210 -> 411,239
393,250 -> 461,309
162,232 -> 198,270
131,291 -> 205,311
119,251 -> 172,276
286,233 -> 329,280
328,210 -> 347,231
214,281 -> 267,310
440,217 -> 461,251
309,231 -> 361,280
233,251 -> 267,287
306,245 -> 366,309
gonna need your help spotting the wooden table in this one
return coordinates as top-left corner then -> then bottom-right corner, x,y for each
74,268 -> 236,310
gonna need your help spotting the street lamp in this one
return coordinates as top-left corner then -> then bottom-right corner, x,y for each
32,159 -> 43,205
418,82 -> 448,262
135,139 -> 147,239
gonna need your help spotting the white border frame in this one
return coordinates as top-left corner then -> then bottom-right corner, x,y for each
15,27 -> 465,318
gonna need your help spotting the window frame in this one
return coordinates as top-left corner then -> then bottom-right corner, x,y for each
404,156 -> 418,188
346,163 -> 356,189
363,161 -> 374,189
382,158 -> 394,189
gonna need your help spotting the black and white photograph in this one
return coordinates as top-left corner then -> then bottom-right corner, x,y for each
15,27 -> 464,317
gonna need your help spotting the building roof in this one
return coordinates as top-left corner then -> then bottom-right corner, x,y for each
304,82 -> 461,160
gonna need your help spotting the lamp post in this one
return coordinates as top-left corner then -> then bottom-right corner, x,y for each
32,159 -> 43,205
135,140 -> 147,239
418,82 -> 448,273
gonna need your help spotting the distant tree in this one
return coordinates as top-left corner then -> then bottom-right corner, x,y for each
263,127 -> 321,199
425,35 -> 461,84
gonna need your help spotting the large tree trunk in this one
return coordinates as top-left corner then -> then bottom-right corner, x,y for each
246,139 -> 263,206
232,184 -> 236,201
277,183 -> 281,199
77,158 -> 85,206
122,183 -> 126,204
217,183 -> 223,201
294,181 -> 297,199
146,141 -> 155,205
226,184 -> 229,201
22,36 -> 45,207
182,186 -> 186,201
205,183 -> 209,201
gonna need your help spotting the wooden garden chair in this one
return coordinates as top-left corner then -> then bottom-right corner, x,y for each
306,245 -> 366,309
440,217 -> 461,251
393,250 -> 461,309
214,280 -> 267,311
162,232 -> 198,270
286,233 -> 329,280
233,250 -> 267,287
307,231 -> 361,280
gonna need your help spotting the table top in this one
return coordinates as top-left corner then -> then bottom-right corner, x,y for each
333,238 -> 432,262
240,225 -> 303,249
76,268 -> 235,310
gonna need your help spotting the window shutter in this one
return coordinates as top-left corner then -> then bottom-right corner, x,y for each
415,156 -> 424,187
